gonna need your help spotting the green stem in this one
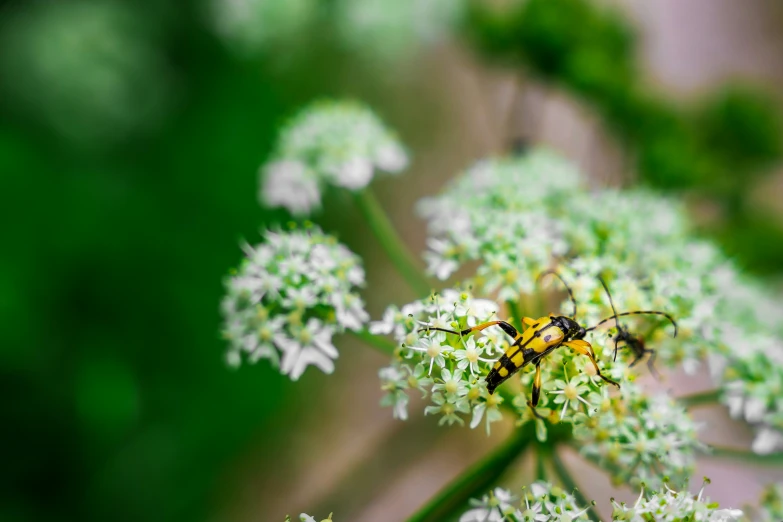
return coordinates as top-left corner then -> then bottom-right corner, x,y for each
678,388 -> 722,408
353,188 -> 431,297
707,445 -> 783,465
351,329 -> 397,356
506,300 -> 525,332
535,444 -> 548,482
407,428 -> 533,522
549,449 -> 600,522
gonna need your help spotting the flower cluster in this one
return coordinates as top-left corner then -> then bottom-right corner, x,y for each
610,480 -> 743,521
373,287 -> 630,436
290,514 -> 333,522
419,150 -> 729,376
755,482 -> 783,522
209,0 -> 319,54
221,225 -> 368,380
572,383 -> 705,489
260,100 -> 408,215
710,267 -> 783,455
462,481 -> 743,522
417,151 -> 576,290
333,0 -> 465,61
460,483 -> 590,522
373,289 -> 507,431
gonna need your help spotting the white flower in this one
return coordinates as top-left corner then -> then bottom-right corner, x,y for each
424,392 -> 470,426
752,427 -> 783,455
549,368 -> 594,420
221,226 -> 368,380
333,0 -> 465,62
460,488 -> 517,522
259,101 -> 409,214
260,160 -> 321,216
379,364 -> 410,420
209,0 -> 319,53
612,481 -> 743,521
454,337 -> 492,376
462,482 -> 588,522
574,383 -> 704,488
432,368 -> 469,400
277,319 -> 338,380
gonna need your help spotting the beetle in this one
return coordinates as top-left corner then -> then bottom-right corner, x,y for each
589,277 -> 678,379
419,271 -> 676,418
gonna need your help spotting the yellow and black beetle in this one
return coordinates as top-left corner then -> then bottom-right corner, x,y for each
419,271 -> 676,417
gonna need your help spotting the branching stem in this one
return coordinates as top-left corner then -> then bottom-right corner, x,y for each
407,428 -> 533,522
353,188 -> 432,297
351,329 -> 397,356
707,445 -> 783,465
549,449 -> 601,522
678,388 -> 722,408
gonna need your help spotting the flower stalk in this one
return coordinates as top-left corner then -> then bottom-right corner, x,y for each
407,427 -> 534,522
351,329 -> 398,356
679,388 -> 722,408
549,449 -> 600,522
353,188 -> 432,297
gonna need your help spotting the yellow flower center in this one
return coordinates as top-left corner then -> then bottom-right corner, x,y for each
445,380 -> 458,394
564,383 -> 579,400
427,343 -> 441,358
407,375 -> 419,388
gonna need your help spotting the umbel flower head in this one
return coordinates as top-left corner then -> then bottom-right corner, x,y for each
373,289 -> 506,431
462,480 -> 743,522
333,0 -> 465,62
460,482 -> 590,522
711,266 -> 783,455
610,479 -> 743,521
572,383 -> 705,489
221,224 -> 368,380
260,100 -> 409,215
756,482 -> 783,522
373,288 -> 628,436
209,0 -> 319,54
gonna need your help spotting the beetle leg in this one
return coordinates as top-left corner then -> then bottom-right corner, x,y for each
562,340 -> 621,388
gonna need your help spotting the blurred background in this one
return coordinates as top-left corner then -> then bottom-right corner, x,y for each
2,0 -> 783,520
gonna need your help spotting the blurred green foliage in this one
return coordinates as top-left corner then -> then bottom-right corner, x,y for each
467,0 -> 783,274
0,5 -> 305,521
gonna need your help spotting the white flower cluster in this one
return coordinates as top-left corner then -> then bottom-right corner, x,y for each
373,287 -> 631,435
373,289 -> 507,432
610,481 -> 742,521
572,383 -> 705,489
209,0 -> 319,54
334,0 -> 465,61
710,267 -> 783,455
260,100 -> 408,215
462,481 -> 743,522
755,482 -> 783,522
459,483 -> 590,522
419,149 -> 729,376
418,151 -> 576,290
294,513 -> 333,522
221,225 -> 368,380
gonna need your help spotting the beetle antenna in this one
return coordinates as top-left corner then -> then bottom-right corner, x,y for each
597,276 -> 621,328
587,310 -> 678,338
537,270 -> 577,319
